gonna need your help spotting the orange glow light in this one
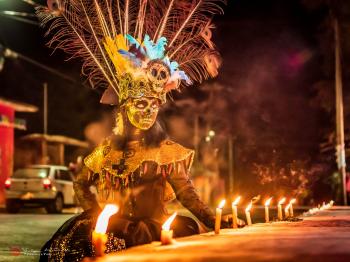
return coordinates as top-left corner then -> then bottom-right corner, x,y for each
265,197 -> 272,207
95,205 -> 119,234
245,202 -> 252,212
278,197 -> 286,205
218,199 -> 226,209
162,212 -> 177,231
285,203 -> 291,212
232,196 -> 241,206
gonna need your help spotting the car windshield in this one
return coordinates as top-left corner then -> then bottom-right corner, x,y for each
13,168 -> 49,179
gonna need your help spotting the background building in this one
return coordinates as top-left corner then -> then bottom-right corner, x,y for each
0,97 -> 37,204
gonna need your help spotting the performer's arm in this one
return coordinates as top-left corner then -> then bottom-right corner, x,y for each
166,161 -> 216,229
73,166 -> 100,211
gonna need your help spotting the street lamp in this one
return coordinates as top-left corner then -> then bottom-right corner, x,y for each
205,130 -> 215,143
208,130 -> 216,137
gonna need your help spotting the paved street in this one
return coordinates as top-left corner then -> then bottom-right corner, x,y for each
88,207 -> 350,262
0,208 -> 77,262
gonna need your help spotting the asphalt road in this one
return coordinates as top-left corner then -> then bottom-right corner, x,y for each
0,208 -> 78,262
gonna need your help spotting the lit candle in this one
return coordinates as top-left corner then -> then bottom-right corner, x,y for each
284,203 -> 291,218
92,204 -> 119,257
245,202 -> 253,226
264,198 -> 272,223
277,197 -> 286,221
215,199 -> 226,234
161,212 -> 177,245
232,196 -> 241,229
289,199 -> 296,217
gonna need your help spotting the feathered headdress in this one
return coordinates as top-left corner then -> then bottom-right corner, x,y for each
37,0 -> 226,105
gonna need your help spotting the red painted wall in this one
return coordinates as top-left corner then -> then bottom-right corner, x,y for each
0,104 -> 14,205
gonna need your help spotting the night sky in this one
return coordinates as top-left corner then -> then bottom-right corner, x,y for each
0,0 -> 345,201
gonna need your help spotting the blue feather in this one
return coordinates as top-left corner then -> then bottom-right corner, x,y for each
118,50 -> 142,67
143,35 -> 167,60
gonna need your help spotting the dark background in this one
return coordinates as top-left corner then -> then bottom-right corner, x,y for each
1,0 -> 349,203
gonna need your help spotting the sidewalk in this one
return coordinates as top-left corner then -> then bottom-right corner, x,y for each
90,207 -> 350,262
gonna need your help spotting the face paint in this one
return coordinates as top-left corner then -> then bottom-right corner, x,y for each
125,97 -> 160,130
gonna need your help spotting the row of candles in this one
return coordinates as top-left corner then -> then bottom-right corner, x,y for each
304,200 -> 334,216
215,197 -> 296,234
91,199 -> 335,256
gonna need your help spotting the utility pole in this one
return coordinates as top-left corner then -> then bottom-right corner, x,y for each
43,83 -> 48,135
334,18 -> 348,206
42,83 -> 48,165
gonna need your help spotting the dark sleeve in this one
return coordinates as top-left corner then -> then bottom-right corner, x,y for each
73,166 -> 100,211
166,161 -> 216,229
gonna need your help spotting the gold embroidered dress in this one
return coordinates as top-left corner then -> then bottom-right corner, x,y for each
76,137 -> 215,225
41,137 -> 217,262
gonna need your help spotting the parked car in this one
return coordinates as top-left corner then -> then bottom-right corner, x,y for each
4,165 -> 77,213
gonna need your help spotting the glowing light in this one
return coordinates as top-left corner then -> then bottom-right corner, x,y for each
95,205 -> 119,234
43,178 -> 51,185
162,212 -> 177,231
4,178 -> 11,189
245,202 -> 252,212
5,178 -> 11,186
278,197 -> 286,205
232,196 -> 241,206
218,199 -> 226,209
265,197 -> 272,207
285,203 -> 291,213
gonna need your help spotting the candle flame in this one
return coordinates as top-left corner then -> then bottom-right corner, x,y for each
285,203 -> 291,212
95,204 -> 119,234
218,199 -> 226,209
289,198 -> 296,205
278,197 -> 286,205
245,202 -> 252,212
232,196 -> 241,206
265,197 -> 272,206
162,212 -> 177,230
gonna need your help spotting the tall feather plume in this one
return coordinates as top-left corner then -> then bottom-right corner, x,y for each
153,0 -> 175,41
37,0 -> 226,96
124,0 -> 130,36
37,0 -> 121,93
146,0 -> 226,84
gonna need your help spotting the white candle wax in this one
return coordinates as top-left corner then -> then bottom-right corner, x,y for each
161,229 -> 174,245
215,207 -> 222,234
289,204 -> 294,217
265,206 -> 269,223
285,207 -> 290,218
92,231 -> 107,257
278,204 -> 283,220
245,210 -> 252,226
232,205 -> 238,229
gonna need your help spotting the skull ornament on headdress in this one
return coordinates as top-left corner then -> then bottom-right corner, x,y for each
37,0 -> 226,106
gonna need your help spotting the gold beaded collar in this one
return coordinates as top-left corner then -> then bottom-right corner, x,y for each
84,138 -> 194,179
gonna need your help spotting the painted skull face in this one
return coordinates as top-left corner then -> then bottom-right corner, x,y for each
147,60 -> 170,92
125,97 -> 160,130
